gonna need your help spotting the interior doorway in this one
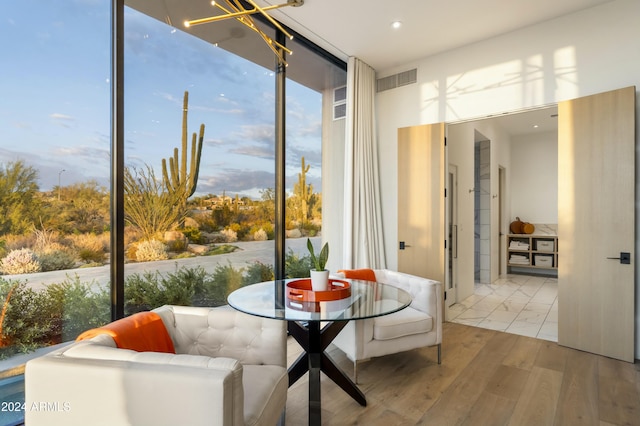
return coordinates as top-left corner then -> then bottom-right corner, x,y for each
446,105 -> 558,302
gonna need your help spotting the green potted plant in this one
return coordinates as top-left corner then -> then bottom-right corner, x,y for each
307,238 -> 329,291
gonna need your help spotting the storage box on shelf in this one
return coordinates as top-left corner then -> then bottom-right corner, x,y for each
507,231 -> 558,273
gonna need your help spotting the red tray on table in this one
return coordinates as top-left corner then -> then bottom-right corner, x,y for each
286,278 -> 351,302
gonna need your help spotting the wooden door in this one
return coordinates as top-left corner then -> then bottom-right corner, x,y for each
557,86 -> 635,362
398,123 -> 445,285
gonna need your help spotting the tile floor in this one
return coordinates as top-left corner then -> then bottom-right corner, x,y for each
448,274 -> 558,342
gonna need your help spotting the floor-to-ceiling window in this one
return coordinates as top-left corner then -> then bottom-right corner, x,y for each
121,6 -> 279,311
1,2 -> 345,424
0,2 -> 111,425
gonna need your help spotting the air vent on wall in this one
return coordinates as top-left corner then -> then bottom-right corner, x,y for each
333,85 -> 347,120
376,68 -> 417,93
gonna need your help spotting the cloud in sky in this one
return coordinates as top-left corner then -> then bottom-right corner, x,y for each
197,167 -> 321,199
50,113 -> 76,128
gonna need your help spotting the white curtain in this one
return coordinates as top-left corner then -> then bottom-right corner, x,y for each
342,57 -> 386,269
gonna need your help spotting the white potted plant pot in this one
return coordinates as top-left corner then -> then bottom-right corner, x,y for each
310,269 -> 330,291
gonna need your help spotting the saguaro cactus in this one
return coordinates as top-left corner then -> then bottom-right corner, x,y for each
162,91 -> 205,206
294,157 -> 312,223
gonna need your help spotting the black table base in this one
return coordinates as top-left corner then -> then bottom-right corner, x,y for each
287,320 -> 366,426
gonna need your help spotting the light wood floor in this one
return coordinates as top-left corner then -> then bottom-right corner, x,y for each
285,322 -> 640,426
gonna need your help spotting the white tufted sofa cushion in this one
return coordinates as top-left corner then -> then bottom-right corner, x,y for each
154,305 -> 286,367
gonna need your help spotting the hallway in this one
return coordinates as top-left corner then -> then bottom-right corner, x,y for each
448,274 -> 558,342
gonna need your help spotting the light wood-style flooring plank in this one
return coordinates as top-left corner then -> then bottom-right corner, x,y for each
508,366 -> 563,426
554,348 -> 599,426
502,335 -> 543,371
598,354 -> 640,426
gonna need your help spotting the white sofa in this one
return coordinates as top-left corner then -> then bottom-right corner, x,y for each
332,269 -> 442,382
25,305 -> 288,426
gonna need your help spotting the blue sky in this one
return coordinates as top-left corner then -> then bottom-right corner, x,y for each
0,0 -> 322,199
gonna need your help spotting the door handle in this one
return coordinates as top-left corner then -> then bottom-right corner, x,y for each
452,225 -> 457,259
606,252 -> 631,264
399,241 -> 412,250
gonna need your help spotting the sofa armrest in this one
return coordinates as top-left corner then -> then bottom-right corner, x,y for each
374,269 -> 442,345
374,270 -> 441,317
154,305 -> 287,368
25,349 -> 243,426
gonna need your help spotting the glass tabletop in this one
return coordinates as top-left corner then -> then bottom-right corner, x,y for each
227,278 -> 412,322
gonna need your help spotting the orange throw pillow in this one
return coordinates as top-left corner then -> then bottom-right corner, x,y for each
338,268 -> 377,282
77,311 -> 175,354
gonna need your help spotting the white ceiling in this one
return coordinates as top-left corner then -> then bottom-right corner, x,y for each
263,0 -> 613,72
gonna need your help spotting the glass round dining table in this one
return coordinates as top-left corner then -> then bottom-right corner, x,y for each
227,278 -> 412,426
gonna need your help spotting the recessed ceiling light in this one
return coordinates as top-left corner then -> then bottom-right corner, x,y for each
391,21 -> 402,29
533,124 -> 539,128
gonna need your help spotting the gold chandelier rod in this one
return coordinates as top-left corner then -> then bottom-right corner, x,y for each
211,0 -> 292,57
184,0 -> 302,66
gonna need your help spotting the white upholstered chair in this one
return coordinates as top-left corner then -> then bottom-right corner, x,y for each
332,269 -> 442,382
25,305 -> 288,426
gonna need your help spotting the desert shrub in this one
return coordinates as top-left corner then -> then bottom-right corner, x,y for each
172,251 -> 193,259
210,262 -> 244,298
229,222 -> 250,241
33,228 -> 65,254
207,233 -> 228,244
3,233 -> 36,251
251,222 -> 274,239
300,221 -> 321,237
192,213 -> 217,233
285,248 -> 312,278
180,226 -> 204,244
0,276 -> 110,358
0,280 -> 55,357
135,239 -> 168,262
71,233 -> 106,264
156,267 -> 202,307
221,228 -> 238,243
166,238 -> 187,252
0,248 -> 41,274
125,243 -> 139,261
124,272 -> 164,313
38,250 -> 76,272
77,247 -> 106,264
124,165 -> 188,241
124,266 -> 216,313
253,228 -> 268,241
244,262 -> 274,285
45,276 -> 110,341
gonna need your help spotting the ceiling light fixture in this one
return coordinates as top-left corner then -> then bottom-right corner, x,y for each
184,0 -> 304,66
391,21 -> 402,29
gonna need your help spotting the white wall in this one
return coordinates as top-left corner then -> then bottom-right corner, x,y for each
375,0 -> 640,356
510,131 -> 558,224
